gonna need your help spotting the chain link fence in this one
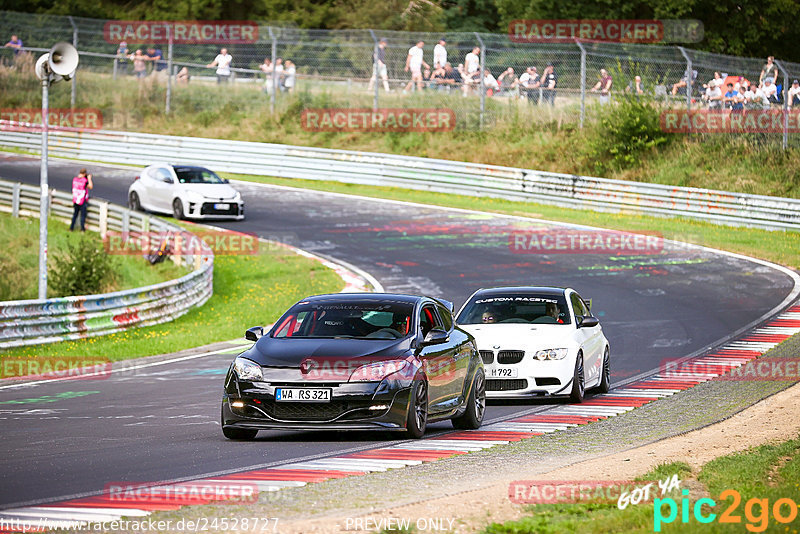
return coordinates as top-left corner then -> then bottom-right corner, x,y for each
1,10 -> 799,145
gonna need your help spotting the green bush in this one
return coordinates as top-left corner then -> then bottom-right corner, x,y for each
49,235 -> 118,297
589,98 -> 674,173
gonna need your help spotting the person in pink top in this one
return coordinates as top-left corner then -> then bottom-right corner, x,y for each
70,168 -> 93,231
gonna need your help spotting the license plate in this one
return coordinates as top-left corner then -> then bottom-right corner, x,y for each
214,203 -> 229,210
275,388 -> 331,403
488,367 -> 518,378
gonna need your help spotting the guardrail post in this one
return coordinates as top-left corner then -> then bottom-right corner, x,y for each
142,215 -> 150,232
775,60 -> 789,151
68,16 -> 78,109
11,183 -> 20,217
99,201 -> 108,238
121,210 -> 129,235
576,40 -> 586,129
172,234 -> 183,266
678,46 -> 693,134
475,32 -> 486,129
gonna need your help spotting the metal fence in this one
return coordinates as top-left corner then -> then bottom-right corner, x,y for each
1,126 -> 798,232
1,10 -> 800,144
0,178 -> 214,349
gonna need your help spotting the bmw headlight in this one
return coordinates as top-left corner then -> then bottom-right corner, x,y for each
233,357 -> 263,381
533,348 -> 568,360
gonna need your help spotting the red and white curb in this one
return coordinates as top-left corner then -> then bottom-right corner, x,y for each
2,306 -> 799,531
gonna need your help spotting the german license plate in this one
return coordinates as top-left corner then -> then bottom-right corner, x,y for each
488,367 -> 518,378
275,388 -> 331,403
214,203 -> 229,210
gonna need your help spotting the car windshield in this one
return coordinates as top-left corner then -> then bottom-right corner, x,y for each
457,293 -> 570,325
174,167 -> 225,184
271,300 -> 415,339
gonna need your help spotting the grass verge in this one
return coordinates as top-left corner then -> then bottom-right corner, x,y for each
0,213 -> 182,301
0,242 -> 345,361
223,173 -> 800,270
484,435 -> 800,533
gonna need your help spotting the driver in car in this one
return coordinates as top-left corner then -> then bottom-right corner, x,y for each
545,302 -> 564,323
481,311 -> 497,323
390,313 -> 410,335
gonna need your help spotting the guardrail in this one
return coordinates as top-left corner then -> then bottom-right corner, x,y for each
1,125 -> 799,231
0,178 -> 214,349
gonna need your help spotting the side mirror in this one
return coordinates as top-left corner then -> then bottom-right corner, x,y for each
245,326 -> 264,341
223,178 -> 230,183
578,316 -> 599,328
164,177 -> 174,184
421,328 -> 449,346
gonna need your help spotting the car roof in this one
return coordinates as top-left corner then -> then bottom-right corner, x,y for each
471,286 -> 569,297
298,293 -> 428,305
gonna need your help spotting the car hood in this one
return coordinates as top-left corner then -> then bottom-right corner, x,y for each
181,183 -> 238,199
241,336 -> 414,368
459,323 -> 576,350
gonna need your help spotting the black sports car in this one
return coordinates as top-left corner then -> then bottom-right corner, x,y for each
221,293 -> 486,439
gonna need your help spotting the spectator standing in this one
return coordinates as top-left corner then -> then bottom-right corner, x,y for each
404,41 -> 428,93
704,80 -> 724,109
789,80 -> 800,107
519,66 -> 540,104
496,67 -> 519,96
115,41 -> 129,75
590,68 -> 613,103
368,38 -> 390,92
4,34 -> 23,55
70,169 -> 93,232
129,49 -> 148,79
283,60 -> 296,92
626,75 -> 645,96
207,48 -> 233,84
433,38 -> 447,69
759,56 -> 778,85
146,47 -> 166,78
541,63 -> 557,106
463,46 -> 481,95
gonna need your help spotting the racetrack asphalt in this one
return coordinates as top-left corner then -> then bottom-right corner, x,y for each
0,153 -> 795,508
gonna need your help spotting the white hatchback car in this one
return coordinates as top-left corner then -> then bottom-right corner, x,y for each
455,287 -> 609,402
128,164 -> 244,220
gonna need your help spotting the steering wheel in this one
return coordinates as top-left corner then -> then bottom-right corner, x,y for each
365,328 -> 403,339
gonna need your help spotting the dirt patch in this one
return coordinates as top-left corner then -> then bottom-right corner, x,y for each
277,380 -> 800,533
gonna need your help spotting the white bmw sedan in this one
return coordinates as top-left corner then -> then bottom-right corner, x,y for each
128,164 -> 244,220
455,287 -> 609,402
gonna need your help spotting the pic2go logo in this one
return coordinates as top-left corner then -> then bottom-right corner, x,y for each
654,489 -> 799,532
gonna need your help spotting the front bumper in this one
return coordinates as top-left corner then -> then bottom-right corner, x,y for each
187,199 -> 244,220
222,378 -> 412,431
483,357 -> 574,398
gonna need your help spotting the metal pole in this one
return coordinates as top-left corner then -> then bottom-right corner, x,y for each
475,32 -> 485,129
68,16 -> 78,109
580,50 -> 587,126
369,29 -> 379,111
775,60 -> 789,150
39,78 -> 50,299
268,27 -> 276,114
166,24 -> 173,114
678,46 -> 693,134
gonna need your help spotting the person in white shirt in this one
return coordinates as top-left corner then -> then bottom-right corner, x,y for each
705,84 -> 723,109
483,69 -> 499,94
789,80 -> 800,107
759,78 -> 779,106
206,48 -> 233,84
463,46 -> 481,95
283,60 -> 296,92
433,38 -> 447,69
404,41 -> 429,92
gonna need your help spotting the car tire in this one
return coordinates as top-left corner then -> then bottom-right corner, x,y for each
172,198 -> 185,220
594,347 -> 611,394
569,351 -> 585,403
220,405 -> 257,440
452,369 -> 485,430
406,378 -> 428,439
129,191 -> 142,212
